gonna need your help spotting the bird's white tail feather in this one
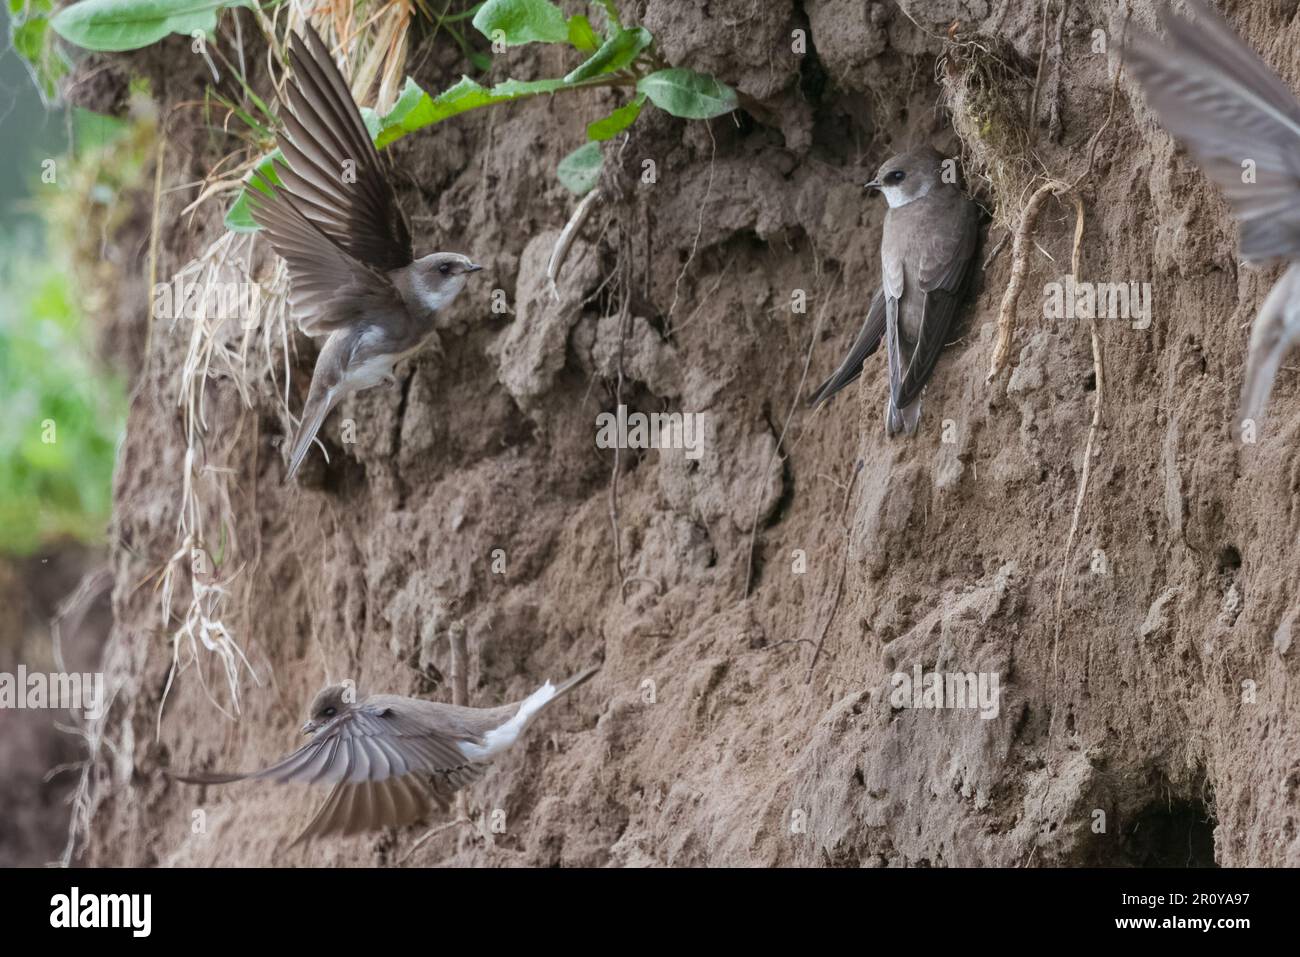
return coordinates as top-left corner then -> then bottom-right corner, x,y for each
467,667 -> 598,761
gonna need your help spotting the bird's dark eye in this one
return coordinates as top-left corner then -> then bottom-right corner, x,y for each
323,706 -> 336,717
886,170 -> 906,184
438,263 -> 452,275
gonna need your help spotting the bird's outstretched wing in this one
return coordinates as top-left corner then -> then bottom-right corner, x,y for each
1125,0 -> 1300,263
172,703 -> 486,843
249,23 -> 413,337
894,196 -> 979,413
268,23 -> 412,270
808,290 -> 886,407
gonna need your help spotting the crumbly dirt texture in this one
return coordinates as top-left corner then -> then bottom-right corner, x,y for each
80,1 -> 1300,866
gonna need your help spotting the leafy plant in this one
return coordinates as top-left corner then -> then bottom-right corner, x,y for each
43,0 -> 738,223
9,0 -> 75,104
49,0 -> 254,53
222,0 -> 737,226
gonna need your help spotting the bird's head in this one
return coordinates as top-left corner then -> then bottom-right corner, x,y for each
410,252 -> 483,313
301,684 -> 354,735
864,146 -> 949,209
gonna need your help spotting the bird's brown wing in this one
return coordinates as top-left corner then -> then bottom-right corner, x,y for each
174,702 -> 486,787
290,765 -> 485,844
173,701 -> 490,842
808,289 -> 886,407
269,24 -> 412,271
249,181 -> 403,337
1125,0 -> 1300,262
894,196 -> 979,410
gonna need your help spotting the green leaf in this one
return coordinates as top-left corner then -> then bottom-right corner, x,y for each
563,25 -> 650,83
224,150 -> 281,233
373,74 -> 571,148
12,15 -> 46,62
556,141 -> 602,194
471,0 -> 569,46
50,0 -> 253,53
567,13 -> 599,52
637,68 -> 737,119
586,93 -> 644,141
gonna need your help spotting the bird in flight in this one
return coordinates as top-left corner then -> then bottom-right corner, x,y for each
809,146 -> 979,436
1125,1 -> 1300,434
172,666 -> 599,844
250,24 -> 483,479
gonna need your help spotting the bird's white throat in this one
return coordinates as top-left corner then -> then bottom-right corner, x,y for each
881,177 -> 937,208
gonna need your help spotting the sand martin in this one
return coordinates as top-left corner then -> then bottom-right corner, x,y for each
810,146 -> 979,435
172,666 -> 599,844
250,24 -> 483,479
1126,1 -> 1300,431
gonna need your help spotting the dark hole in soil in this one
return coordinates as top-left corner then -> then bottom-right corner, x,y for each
1217,545 -> 1242,574
1121,798 -> 1218,867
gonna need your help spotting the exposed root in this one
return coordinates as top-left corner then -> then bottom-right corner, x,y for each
548,187 -> 604,299
666,121 -> 716,331
1052,195 -> 1104,671
985,179 -> 1067,383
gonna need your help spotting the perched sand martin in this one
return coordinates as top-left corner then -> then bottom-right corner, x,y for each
810,146 -> 979,436
172,666 -> 599,844
250,24 -> 482,478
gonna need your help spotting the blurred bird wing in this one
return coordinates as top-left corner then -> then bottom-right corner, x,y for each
177,700 -> 487,790
1240,262 -> 1300,424
1126,0 -> 1300,262
808,289 -> 886,407
250,171 -> 405,338
270,24 -> 413,271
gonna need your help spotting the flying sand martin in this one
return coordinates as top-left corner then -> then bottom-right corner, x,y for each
172,666 -> 599,844
809,146 -> 979,436
250,24 -> 483,478
1126,1 -> 1300,432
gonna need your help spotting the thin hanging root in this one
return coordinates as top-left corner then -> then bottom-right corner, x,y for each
547,187 -> 603,300
985,179 -> 1068,383
1053,193 -> 1103,670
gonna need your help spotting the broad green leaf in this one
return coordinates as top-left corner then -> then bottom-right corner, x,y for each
586,93 -> 644,141
375,75 -> 428,137
224,149 -> 281,232
471,0 -> 568,46
556,141 -> 602,194
50,0 -> 253,53
563,25 -> 650,83
637,68 -> 737,119
374,74 -> 571,148
567,13 -> 599,52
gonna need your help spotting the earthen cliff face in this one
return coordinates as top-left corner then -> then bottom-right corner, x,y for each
85,1 -> 1299,866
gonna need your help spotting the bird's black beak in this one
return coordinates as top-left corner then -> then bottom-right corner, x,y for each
864,180 -> 881,194
300,721 -> 316,735
465,263 -> 484,273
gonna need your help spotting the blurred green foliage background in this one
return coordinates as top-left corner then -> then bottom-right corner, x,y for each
1,5 -> 129,555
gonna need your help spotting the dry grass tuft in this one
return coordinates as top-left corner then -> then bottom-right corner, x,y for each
938,32 -> 1041,233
